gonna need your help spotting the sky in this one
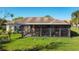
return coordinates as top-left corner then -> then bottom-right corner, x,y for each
0,7 -> 79,20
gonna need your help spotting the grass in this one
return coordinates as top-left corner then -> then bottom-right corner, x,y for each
1,27 -> 79,51
2,37 -> 71,51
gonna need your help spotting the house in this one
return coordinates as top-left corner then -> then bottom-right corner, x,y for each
5,17 -> 71,37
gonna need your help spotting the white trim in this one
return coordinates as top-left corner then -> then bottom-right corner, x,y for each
17,23 -> 71,25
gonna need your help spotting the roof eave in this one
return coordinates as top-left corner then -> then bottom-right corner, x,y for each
16,23 -> 71,25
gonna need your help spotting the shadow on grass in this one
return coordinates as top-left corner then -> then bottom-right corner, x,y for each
14,42 -> 69,51
71,30 -> 79,37
0,39 -> 11,51
27,42 -> 69,51
0,41 -> 70,51
45,42 -> 65,50
0,44 -> 7,51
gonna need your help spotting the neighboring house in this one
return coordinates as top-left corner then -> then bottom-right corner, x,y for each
5,17 -> 71,37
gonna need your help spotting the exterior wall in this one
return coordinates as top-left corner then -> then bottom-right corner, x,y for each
6,24 -> 10,32
6,24 -> 15,32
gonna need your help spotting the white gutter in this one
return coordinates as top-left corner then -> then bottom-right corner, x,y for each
16,23 -> 71,25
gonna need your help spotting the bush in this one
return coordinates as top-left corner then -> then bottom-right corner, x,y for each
0,35 -> 8,38
0,35 -> 10,44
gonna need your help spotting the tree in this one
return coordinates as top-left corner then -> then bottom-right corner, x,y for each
45,15 -> 51,17
0,18 -> 7,25
0,10 -> 14,40
0,18 -> 7,30
71,10 -> 79,27
3,13 -> 14,20
13,17 -> 24,20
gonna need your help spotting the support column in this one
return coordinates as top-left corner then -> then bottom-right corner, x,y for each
53,26 -> 55,37
49,27 -> 52,37
68,28 -> 71,37
40,26 -> 42,37
29,25 -> 31,33
32,25 -> 35,36
59,28 -> 61,37
30,25 -> 32,35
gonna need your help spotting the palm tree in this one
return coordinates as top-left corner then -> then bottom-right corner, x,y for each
2,12 -> 14,20
71,10 -> 79,27
8,14 -> 14,39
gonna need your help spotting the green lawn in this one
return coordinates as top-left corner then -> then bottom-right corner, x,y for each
1,27 -> 79,51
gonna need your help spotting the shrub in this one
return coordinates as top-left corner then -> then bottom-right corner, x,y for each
0,35 -> 10,44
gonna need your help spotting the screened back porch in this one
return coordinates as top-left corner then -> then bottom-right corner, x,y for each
18,25 -> 71,37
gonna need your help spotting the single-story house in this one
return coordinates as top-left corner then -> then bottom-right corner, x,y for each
5,17 -> 71,37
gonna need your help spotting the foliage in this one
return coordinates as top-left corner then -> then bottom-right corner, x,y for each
0,18 -> 7,25
44,15 -> 52,17
13,17 -> 24,20
71,10 -> 79,25
0,35 -> 8,39
0,34 -> 10,44
10,14 -> 14,18
2,12 -> 14,20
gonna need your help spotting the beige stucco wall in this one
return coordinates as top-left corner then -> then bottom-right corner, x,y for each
6,24 -> 15,32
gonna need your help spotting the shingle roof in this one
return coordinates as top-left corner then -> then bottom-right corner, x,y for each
14,17 -> 70,25
5,17 -> 70,25
14,17 -> 53,23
